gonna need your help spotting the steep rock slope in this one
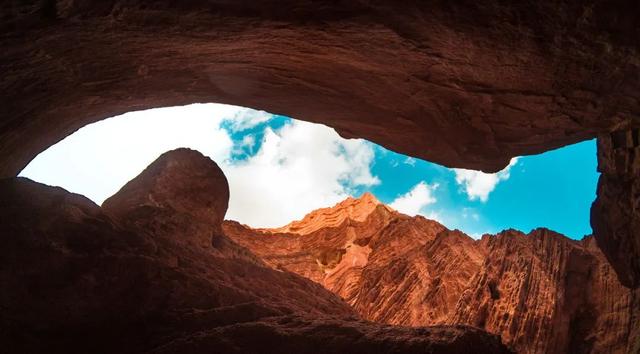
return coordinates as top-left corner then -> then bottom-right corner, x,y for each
1,0 -> 639,292
3,1 -> 640,178
224,194 -> 640,354
0,149 -> 511,353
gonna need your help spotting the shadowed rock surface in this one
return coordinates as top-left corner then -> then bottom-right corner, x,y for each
2,0 -> 640,348
0,149 -> 511,353
591,131 -> 640,288
3,1 -> 640,176
225,194 -> 640,354
1,0 -> 639,290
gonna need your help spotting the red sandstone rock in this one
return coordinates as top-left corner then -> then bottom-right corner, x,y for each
224,195 -> 640,354
0,150 -> 510,353
1,0 -> 640,347
591,131 -> 640,288
0,0 -> 638,292
2,1 -> 640,178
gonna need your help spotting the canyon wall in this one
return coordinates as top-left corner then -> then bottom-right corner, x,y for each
225,194 -> 640,354
1,0 -> 639,289
0,149 -> 510,353
2,1 -> 639,177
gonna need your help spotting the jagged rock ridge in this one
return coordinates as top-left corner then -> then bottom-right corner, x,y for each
224,194 -> 640,354
0,149 -> 511,354
1,0 -> 639,293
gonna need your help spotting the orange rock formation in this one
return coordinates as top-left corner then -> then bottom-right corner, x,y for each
224,194 -> 640,354
1,149 -> 511,353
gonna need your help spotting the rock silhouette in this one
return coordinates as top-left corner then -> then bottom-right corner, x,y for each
0,149 -> 510,353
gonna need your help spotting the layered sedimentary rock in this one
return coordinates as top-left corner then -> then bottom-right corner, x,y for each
225,194 -> 640,354
3,1 -> 640,177
592,131 -> 640,288
1,0 -> 639,290
0,149 -> 510,353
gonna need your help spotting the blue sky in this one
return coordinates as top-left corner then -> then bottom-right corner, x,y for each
364,140 -> 598,239
20,104 -> 598,239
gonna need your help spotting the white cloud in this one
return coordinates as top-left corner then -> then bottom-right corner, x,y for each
20,104 -> 381,229
469,233 -> 484,240
424,211 -> 444,224
403,157 -> 416,166
19,104 -> 235,204
462,207 -> 480,221
232,134 -> 256,156
222,120 -> 379,227
389,181 -> 438,217
223,108 -> 273,132
453,158 -> 518,202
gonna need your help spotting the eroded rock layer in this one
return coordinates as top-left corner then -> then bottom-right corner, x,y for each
0,149 -> 510,353
1,0 -> 639,290
224,194 -> 640,354
2,0 -> 640,178
592,131 -> 640,288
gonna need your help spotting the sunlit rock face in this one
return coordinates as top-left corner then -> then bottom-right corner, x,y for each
2,1 -> 640,178
0,149 -> 511,354
225,195 -> 640,354
1,0 -> 640,291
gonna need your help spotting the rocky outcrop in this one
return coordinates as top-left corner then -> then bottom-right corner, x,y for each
267,192 -> 390,235
592,131 -> 640,288
2,0 -> 640,178
103,148 -> 230,251
0,149 -> 511,353
452,230 -> 640,354
225,194 -> 640,353
1,0 -> 639,291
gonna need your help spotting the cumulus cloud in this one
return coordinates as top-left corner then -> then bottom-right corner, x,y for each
222,120 -> 380,227
462,207 -> 480,221
19,104 -> 235,204
389,181 -> 438,216
20,104 -> 382,229
403,157 -> 416,166
453,158 -> 518,202
223,108 -> 273,132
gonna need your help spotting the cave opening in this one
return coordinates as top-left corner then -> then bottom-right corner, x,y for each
7,104 -> 639,354
20,103 -> 598,240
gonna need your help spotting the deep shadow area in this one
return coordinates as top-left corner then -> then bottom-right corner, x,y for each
0,149 -> 511,353
1,1 -> 640,352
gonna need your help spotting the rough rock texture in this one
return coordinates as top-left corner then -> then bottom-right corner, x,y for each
1,0 -> 639,290
103,148 -> 231,251
224,194 -> 640,354
267,192 -> 389,235
452,230 -> 640,354
0,149 -> 511,353
592,130 -> 640,288
2,0 -> 640,178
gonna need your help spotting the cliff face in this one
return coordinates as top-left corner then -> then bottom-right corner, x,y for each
1,0 -> 639,293
224,194 -> 640,354
4,1 -> 640,179
0,149 -> 511,354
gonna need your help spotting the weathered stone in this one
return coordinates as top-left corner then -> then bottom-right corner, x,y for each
592,132 -> 640,288
0,152 -> 511,353
1,0 -> 640,290
225,194 -> 640,354
2,1 -> 640,178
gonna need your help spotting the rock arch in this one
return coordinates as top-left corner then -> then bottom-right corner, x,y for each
1,0 -> 639,286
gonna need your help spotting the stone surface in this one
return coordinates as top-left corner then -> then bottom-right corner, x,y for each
0,150 -> 511,353
592,131 -> 640,288
225,194 -> 640,354
1,0 -> 639,290
102,148 -> 230,251
2,1 -> 640,179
